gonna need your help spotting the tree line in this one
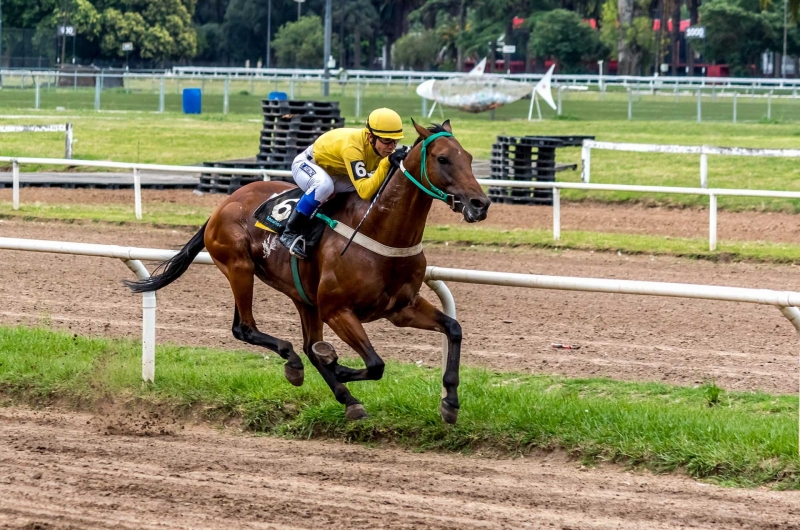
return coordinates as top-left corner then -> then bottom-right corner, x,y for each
1,0 -> 798,75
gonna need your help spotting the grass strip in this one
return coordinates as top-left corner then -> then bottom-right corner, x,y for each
1,325 -> 798,489
3,206 -> 800,264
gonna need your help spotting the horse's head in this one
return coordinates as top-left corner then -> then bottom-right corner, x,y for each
406,118 -> 490,223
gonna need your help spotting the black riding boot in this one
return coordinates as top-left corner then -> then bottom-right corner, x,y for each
279,209 -> 312,259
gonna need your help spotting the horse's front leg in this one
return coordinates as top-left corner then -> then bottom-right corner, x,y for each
324,310 -> 386,385
388,295 -> 461,425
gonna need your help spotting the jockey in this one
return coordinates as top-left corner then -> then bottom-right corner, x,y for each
279,107 -> 406,259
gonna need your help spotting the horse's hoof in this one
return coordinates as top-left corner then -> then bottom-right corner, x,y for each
439,400 -> 459,425
284,364 -> 304,387
311,341 -> 338,365
345,404 -> 368,421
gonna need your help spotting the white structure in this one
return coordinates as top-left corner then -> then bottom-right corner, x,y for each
581,140 -> 800,188
0,155 -> 291,220
0,124 -> 73,159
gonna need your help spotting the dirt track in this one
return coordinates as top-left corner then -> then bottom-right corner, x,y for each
2,406 -> 800,530
2,189 -> 800,527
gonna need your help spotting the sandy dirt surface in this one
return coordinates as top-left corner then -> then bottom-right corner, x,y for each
2,189 -> 800,528
2,406 -> 799,530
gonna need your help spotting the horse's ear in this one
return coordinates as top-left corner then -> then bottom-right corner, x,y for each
411,117 -> 431,139
442,119 -> 452,133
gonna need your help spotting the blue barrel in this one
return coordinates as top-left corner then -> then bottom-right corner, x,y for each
182,88 -> 202,114
268,91 -> 288,101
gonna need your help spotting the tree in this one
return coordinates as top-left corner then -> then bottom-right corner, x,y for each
600,0 -> 653,74
699,0 -> 773,75
334,0 -> 379,68
529,8 -> 606,72
393,29 -> 443,69
272,15 -> 328,68
97,0 -> 197,62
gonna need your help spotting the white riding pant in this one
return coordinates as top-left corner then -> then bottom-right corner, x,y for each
291,146 -> 355,203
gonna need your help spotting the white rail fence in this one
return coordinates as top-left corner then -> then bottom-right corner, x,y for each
0,238 -> 798,450
581,140 -> 800,188
0,155 -> 292,220
0,124 -> 73,159
478,178 -> 800,252
2,154 -> 797,251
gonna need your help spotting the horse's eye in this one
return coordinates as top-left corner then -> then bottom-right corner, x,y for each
437,156 -> 449,165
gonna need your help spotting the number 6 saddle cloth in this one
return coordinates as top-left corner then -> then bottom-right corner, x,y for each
252,187 -> 338,252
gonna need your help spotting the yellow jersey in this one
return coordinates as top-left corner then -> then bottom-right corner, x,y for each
311,127 -> 392,199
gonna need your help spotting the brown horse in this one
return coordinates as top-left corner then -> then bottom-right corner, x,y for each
125,119 -> 490,424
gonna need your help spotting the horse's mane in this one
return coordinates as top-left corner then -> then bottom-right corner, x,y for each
412,123 -> 448,147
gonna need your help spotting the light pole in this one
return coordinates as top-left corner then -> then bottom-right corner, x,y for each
0,0 -> 4,72
782,0 -> 788,78
323,0 -> 331,96
294,0 -> 305,20
266,0 -> 272,68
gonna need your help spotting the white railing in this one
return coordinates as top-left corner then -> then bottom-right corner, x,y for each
0,155 -> 292,220
477,178 -> 800,251
2,153 -> 797,251
6,67 -> 800,90
0,237 -> 798,451
6,154 -> 800,251
581,140 -> 800,189
0,124 -> 73,159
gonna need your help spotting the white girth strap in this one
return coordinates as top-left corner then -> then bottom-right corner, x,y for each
329,221 -> 423,258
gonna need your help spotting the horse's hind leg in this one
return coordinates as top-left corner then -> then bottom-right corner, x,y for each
388,295 -> 461,425
225,261 -> 305,386
295,303 -> 366,420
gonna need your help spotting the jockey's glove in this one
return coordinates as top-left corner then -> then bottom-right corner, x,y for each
389,146 -> 409,168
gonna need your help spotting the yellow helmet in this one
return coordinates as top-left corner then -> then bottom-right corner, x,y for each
365,108 -> 404,140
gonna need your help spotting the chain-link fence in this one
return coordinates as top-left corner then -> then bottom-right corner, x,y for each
1,70 -> 800,123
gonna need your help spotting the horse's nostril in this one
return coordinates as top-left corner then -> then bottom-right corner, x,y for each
470,197 -> 490,211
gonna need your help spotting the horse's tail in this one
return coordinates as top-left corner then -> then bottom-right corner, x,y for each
123,221 -> 208,293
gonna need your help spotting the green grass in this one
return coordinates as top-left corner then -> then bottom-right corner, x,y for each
1,325 -> 798,488
2,202 -> 799,264
0,99 -> 800,213
3,112 -> 800,212
426,225 -> 800,263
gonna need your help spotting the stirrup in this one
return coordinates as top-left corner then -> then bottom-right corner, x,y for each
288,236 -> 307,259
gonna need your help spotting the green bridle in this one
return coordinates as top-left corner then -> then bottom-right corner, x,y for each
399,131 -> 455,206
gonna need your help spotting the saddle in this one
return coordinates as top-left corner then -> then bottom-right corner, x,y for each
253,187 -> 344,253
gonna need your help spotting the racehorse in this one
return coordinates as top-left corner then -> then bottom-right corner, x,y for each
125,119 -> 490,424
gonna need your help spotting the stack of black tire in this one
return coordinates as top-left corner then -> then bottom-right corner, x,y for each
487,135 -> 594,206
198,100 -> 345,194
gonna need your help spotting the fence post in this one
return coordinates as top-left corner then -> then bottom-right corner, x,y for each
65,123 -> 73,159
355,79 -> 362,119
696,89 -> 701,123
133,168 -> 142,220
557,86 -> 563,115
421,95 -> 427,119
627,88 -> 632,120
552,188 -> 561,240
34,76 -> 40,110
12,160 -> 20,211
733,92 -> 738,123
159,77 -> 165,113
223,77 -> 230,114
768,89 -> 772,120
581,144 -> 591,183
94,74 -> 101,112
700,150 -> 708,188
289,77 -> 295,99
122,259 -> 156,383
709,193 -> 717,251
